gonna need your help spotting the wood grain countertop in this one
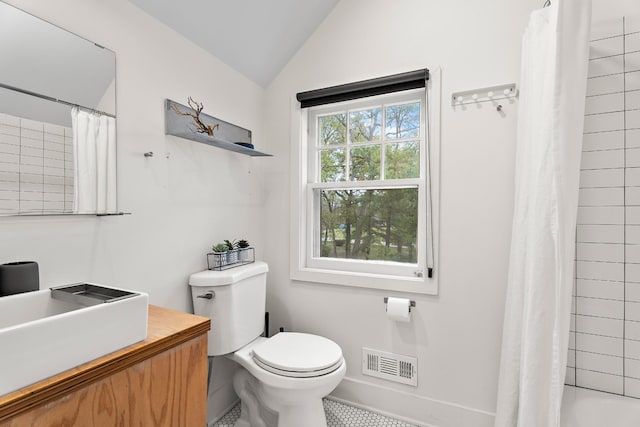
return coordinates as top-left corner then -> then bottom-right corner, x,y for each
0,305 -> 210,422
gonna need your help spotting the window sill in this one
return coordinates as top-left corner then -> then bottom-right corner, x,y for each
290,266 -> 437,295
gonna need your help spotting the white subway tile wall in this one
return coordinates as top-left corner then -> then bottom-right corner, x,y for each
587,56 -> 625,80
587,73 -> 625,96
570,15 -> 640,398
0,112 -> 73,214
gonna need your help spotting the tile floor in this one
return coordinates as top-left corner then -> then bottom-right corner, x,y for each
213,398 -> 418,427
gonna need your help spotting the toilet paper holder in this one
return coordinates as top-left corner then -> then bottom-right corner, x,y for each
383,297 -> 416,312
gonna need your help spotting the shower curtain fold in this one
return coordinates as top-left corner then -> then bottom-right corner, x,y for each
495,1 -> 591,426
72,107 -> 117,214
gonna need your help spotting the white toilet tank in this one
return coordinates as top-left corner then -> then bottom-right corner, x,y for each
189,261 -> 268,356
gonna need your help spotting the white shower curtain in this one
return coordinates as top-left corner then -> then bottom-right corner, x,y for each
495,1 -> 591,426
71,107 -> 117,214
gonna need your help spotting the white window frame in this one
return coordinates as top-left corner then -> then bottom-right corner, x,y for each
290,69 -> 441,295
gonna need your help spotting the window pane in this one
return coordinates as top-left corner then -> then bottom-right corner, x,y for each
385,102 -> 420,139
320,148 -> 346,182
319,113 -> 346,146
319,188 -> 418,263
350,146 -> 380,181
349,108 -> 381,143
385,141 -> 419,179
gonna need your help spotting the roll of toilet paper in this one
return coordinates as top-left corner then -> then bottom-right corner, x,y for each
386,297 -> 411,322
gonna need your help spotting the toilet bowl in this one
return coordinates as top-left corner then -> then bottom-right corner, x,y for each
230,333 -> 346,427
189,262 -> 346,427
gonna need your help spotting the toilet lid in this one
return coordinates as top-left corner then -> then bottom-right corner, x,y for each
252,332 -> 343,378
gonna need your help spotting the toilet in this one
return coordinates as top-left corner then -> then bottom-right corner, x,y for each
189,261 -> 346,427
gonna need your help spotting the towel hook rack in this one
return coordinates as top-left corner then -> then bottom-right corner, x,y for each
451,83 -> 518,107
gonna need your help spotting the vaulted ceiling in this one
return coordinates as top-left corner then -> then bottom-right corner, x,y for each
129,0 -> 339,87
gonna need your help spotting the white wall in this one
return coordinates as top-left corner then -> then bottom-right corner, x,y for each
0,0 -> 267,312
263,0 -> 638,425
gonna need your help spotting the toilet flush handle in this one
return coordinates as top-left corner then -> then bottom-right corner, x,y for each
197,291 -> 215,300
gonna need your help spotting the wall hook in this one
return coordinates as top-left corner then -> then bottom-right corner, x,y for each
451,83 -> 518,106
143,151 -> 154,157
496,105 -> 503,112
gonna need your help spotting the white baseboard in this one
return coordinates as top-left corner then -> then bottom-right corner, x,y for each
329,377 -> 495,427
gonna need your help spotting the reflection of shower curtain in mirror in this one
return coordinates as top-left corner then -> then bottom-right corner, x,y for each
71,107 -> 116,214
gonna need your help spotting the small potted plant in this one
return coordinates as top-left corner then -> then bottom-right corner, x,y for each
224,239 -> 239,264
211,242 -> 229,268
236,239 -> 251,261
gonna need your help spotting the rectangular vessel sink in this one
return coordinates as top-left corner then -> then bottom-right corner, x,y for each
0,283 -> 148,396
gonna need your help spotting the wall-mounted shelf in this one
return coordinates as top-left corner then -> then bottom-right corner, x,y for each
164,99 -> 272,157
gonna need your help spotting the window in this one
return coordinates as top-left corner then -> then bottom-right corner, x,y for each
291,70 -> 440,294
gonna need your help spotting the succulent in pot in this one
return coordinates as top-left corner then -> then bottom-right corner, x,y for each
236,239 -> 251,261
211,243 -> 229,268
212,243 -> 228,253
235,239 -> 250,249
224,239 -> 239,264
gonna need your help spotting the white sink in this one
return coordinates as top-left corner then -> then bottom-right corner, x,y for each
0,283 -> 148,396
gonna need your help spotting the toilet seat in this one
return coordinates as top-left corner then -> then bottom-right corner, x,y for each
251,332 -> 343,378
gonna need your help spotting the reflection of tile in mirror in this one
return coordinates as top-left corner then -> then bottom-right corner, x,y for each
0,112 -> 74,215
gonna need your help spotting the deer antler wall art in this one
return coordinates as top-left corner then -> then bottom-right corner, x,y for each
170,97 -> 220,137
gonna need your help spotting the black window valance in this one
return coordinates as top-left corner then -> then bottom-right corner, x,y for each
296,69 -> 429,109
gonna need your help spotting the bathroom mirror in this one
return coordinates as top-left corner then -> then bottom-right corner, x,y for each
0,1 -> 117,216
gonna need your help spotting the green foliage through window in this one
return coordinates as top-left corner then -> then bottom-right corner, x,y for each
319,188 -> 418,263
312,95 -> 424,265
318,101 -> 420,182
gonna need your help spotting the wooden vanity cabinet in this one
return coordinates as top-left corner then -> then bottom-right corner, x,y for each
0,305 -> 210,426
